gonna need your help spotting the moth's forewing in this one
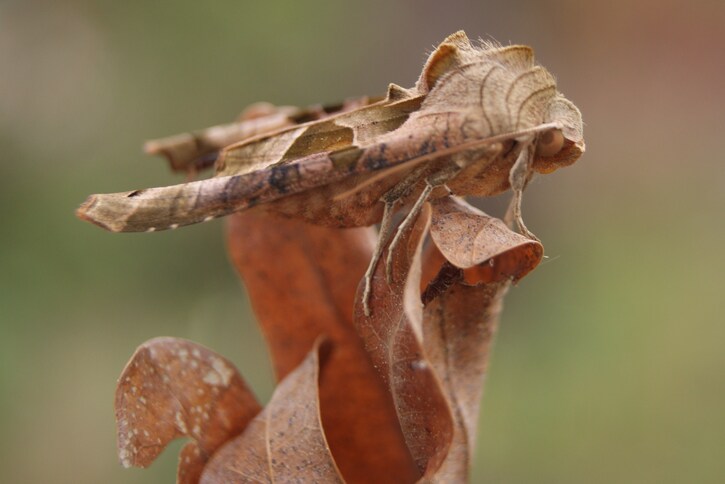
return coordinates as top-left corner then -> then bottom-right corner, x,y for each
76,107 -> 482,232
144,98 -> 383,176
144,106 -> 303,175
215,93 -> 423,177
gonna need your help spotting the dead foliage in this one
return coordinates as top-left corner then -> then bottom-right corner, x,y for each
114,196 -> 543,482
99,30 -> 585,483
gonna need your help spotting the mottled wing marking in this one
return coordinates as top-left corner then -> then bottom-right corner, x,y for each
77,116 -> 460,233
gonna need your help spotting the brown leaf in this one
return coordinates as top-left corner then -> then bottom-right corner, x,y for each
227,211 -> 373,379
421,249 -> 509,481
200,339 -> 343,483
428,196 -> 543,284
226,212 -> 418,483
353,197 -> 543,481
415,196 -> 544,480
177,442 -> 207,484
114,337 -> 261,483
353,205 -> 454,478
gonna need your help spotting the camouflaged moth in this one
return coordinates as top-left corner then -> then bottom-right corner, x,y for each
77,31 -> 584,313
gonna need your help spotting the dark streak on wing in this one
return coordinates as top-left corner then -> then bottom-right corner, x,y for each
363,142 -> 389,171
222,175 -> 242,206
416,138 -> 431,158
268,163 -> 302,194
442,115 -> 452,149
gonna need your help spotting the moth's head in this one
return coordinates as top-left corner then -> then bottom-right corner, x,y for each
532,95 -> 585,174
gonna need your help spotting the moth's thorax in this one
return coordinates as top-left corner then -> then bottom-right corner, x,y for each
421,59 -> 559,140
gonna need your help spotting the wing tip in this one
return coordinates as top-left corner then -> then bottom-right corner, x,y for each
76,194 -> 125,232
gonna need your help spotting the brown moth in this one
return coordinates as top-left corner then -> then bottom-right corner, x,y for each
77,31 -> 584,313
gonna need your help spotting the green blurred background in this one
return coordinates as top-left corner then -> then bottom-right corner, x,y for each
1,0 -> 723,482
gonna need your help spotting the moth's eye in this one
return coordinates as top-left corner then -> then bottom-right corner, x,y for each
535,128 -> 565,157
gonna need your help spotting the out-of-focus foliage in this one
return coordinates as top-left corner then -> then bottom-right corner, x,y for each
1,0 -> 723,482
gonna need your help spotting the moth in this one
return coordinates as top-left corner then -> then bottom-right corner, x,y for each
78,31 -> 584,314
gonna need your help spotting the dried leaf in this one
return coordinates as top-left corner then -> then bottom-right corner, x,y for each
354,205 -> 454,478
429,196 -> 543,284
226,212 -> 418,483
114,337 -> 260,483
416,197 -> 544,480
354,196 -> 544,481
200,339 -> 343,483
421,247 -> 509,481
226,211 -> 373,379
177,442 -> 207,484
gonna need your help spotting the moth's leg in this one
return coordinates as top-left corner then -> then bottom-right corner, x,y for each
362,149 -> 488,314
362,197 -> 396,317
384,162 -> 464,282
384,182 -> 436,283
362,163 -> 436,316
506,142 -> 539,241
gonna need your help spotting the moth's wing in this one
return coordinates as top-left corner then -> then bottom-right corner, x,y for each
143,97 -> 385,176
77,152 -> 352,232
76,107 -> 481,233
143,106 -> 301,174
215,92 -> 423,177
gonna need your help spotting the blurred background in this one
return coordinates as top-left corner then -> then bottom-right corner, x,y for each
1,0 -> 723,482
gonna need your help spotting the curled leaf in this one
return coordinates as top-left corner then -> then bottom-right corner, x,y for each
114,338 -> 260,483
354,205 -> 453,478
227,212 -> 418,482
421,247 -> 509,480
429,196 -> 543,284
351,196 -> 540,481
200,339 -> 344,483
417,196 -> 546,480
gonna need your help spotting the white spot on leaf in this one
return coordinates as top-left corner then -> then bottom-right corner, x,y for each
175,411 -> 187,433
202,357 -> 233,387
